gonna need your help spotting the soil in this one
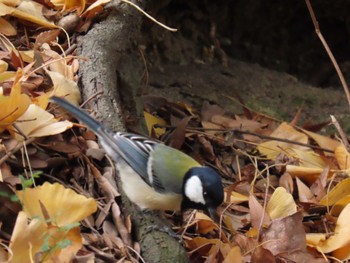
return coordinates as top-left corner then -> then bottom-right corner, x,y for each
134,0 -> 350,133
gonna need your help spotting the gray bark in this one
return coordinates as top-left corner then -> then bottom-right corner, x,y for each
77,1 -> 189,262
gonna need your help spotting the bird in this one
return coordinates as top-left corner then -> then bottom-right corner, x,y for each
50,96 -> 224,217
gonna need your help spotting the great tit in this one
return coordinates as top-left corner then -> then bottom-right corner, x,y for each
51,97 -> 224,216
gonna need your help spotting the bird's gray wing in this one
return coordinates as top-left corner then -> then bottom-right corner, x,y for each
50,97 -> 171,193
113,132 -> 167,192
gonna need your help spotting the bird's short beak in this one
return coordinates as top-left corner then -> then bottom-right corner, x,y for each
207,207 -> 217,219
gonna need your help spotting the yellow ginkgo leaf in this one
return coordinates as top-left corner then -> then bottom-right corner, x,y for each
310,203 -> 350,260
330,195 -> 350,217
0,59 -> 8,73
223,246 -> 242,263
9,211 -> 83,263
286,165 -> 325,185
50,0 -> 86,14
229,191 -> 249,204
0,71 -> 16,82
0,80 -> 31,133
292,148 -> 326,168
42,47 -> 75,80
18,50 -> 34,63
306,233 -> 327,247
319,177 -> 350,207
9,211 -> 47,263
302,129 -> 340,153
81,0 -> 111,16
144,111 -> 166,137
0,0 -> 20,7
257,122 -> 308,160
17,182 -> 97,227
32,92 -> 50,109
0,2 -> 57,28
47,70 -> 81,106
266,187 -> 297,220
335,144 -> 350,170
14,104 -> 73,139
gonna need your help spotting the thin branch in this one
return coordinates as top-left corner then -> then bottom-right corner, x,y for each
0,137 -> 36,166
305,0 -> 350,107
330,115 -> 349,149
121,0 -> 177,32
154,124 -> 334,153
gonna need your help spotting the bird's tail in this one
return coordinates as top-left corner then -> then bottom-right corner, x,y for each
50,96 -> 103,135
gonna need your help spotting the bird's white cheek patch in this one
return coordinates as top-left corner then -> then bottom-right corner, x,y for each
185,176 -> 205,205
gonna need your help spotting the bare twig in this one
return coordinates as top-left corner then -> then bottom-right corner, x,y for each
305,0 -> 350,107
80,91 -> 104,108
154,124 -> 334,153
0,137 -> 35,166
121,0 -> 177,32
330,115 -> 349,149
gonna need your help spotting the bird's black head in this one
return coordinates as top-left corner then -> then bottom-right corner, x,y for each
181,166 -> 224,217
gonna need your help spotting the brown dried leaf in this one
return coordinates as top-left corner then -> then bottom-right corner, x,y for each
197,135 -> 216,161
296,177 -> 317,203
34,29 -> 60,49
249,194 -> 270,228
201,101 -> 226,122
261,211 -> 306,255
0,17 -> 16,36
310,166 -> 328,201
111,202 -> 132,247
279,172 -> 294,194
167,116 -> 192,149
251,247 -> 275,263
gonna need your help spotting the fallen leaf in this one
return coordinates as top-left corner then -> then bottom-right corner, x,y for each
302,129 -> 340,153
50,0 -> 86,14
0,1 -> 57,28
279,172 -> 294,194
261,212 -> 306,255
167,116 -> 192,149
266,187 -> 297,220
9,211 -> 47,263
16,182 -> 97,226
9,211 -> 83,263
222,246 -> 242,263
0,59 -> 8,73
296,177 -> 317,203
249,194 -> 270,228
0,76 -> 31,133
144,111 -> 166,137
81,0 -> 111,16
230,191 -> 249,204
309,203 -> 350,260
251,246 -> 275,263
319,177 -> 350,207
48,70 -> 81,106
257,122 -> 308,160
15,104 -> 73,139
286,165 -> 324,185
330,195 -> 350,217
335,143 -> 350,170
